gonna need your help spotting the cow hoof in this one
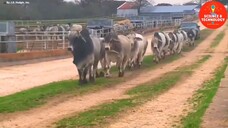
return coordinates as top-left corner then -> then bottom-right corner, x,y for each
121,72 -> 125,77
79,80 -> 83,85
82,80 -> 88,84
79,80 -> 87,85
99,72 -> 105,77
105,74 -> 112,78
90,79 -> 95,83
153,59 -> 159,64
96,72 -> 100,78
118,72 -> 122,77
119,72 -> 124,77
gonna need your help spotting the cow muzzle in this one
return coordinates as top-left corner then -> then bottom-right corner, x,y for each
105,45 -> 110,51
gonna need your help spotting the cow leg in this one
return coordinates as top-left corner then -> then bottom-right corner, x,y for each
153,48 -> 160,63
89,65 -> 94,83
177,42 -> 183,54
99,59 -> 105,77
82,67 -> 88,84
106,65 -> 112,77
78,69 -> 83,84
120,57 -> 129,77
118,60 -> 123,77
92,61 -> 99,80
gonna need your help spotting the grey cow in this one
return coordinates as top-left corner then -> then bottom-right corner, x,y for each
127,32 -> 148,68
102,32 -> 131,77
68,25 -> 104,84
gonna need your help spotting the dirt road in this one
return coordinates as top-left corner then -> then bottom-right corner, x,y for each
0,25 -> 220,128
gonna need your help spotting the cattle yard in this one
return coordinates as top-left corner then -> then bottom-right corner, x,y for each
0,19 -> 228,128
0,16 -> 187,54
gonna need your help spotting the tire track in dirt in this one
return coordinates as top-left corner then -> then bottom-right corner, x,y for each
0,27 -> 221,128
108,27 -> 228,128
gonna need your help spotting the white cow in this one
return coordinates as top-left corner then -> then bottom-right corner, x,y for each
151,32 -> 171,63
127,32 -> 148,68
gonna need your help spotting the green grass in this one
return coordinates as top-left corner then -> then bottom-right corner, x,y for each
181,57 -> 228,128
56,99 -> 136,128
56,55 -> 211,128
183,29 -> 213,52
210,30 -> 225,48
0,78 -> 122,113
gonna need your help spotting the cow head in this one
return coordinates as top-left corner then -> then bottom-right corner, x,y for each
67,24 -> 85,52
103,32 -> 119,51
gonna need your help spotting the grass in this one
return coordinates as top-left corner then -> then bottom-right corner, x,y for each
181,57 -> 228,128
210,30 -> 225,48
56,55 -> 211,128
0,78 -> 122,113
183,29 -> 213,52
56,99 -> 136,128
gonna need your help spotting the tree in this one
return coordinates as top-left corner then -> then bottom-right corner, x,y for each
135,0 -> 155,15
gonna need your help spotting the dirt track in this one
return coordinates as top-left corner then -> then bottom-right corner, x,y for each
0,23 -> 223,128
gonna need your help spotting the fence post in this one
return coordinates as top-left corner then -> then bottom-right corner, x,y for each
62,31 -> 65,49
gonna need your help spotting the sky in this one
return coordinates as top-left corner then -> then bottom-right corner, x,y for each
64,0 -> 193,5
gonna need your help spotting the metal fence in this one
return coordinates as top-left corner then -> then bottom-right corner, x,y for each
0,17 -> 191,53
0,31 -> 69,53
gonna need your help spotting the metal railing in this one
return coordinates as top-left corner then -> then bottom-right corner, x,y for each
0,17 -> 190,53
0,31 -> 69,52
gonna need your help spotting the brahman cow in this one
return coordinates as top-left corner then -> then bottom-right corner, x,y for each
68,24 -> 104,84
102,32 -> 131,77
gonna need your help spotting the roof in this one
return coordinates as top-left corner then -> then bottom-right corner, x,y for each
117,2 -> 138,10
140,5 -> 198,13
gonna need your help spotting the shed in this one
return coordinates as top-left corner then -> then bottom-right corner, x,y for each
140,5 -> 198,19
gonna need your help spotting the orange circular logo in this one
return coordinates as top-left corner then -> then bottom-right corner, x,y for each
199,1 -> 227,29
